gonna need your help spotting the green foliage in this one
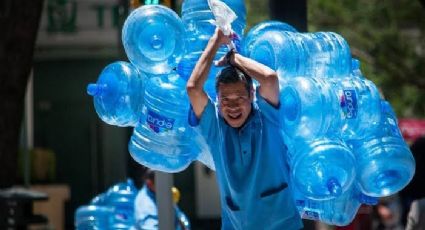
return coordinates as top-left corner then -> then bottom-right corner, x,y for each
245,0 -> 270,31
308,0 -> 425,117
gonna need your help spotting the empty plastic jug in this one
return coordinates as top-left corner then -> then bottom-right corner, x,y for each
75,205 -> 114,230
104,179 -> 138,229
242,20 -> 297,57
181,0 -> 246,55
351,101 -> 415,197
129,72 -> 198,172
294,184 -> 377,226
290,138 -> 356,200
315,32 -> 351,77
87,61 -> 145,127
179,0 -> 246,100
122,5 -> 185,74
280,76 -> 381,139
247,31 -> 351,79
176,52 -> 223,100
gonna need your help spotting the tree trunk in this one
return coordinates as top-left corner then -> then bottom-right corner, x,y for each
0,0 -> 44,188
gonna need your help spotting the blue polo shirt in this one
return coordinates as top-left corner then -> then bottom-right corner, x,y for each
189,91 -> 303,230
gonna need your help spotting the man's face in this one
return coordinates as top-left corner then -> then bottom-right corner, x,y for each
218,81 -> 253,128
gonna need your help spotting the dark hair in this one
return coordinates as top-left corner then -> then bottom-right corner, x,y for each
143,168 -> 155,182
215,66 -> 253,94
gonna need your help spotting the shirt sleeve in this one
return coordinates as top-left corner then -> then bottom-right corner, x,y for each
255,89 -> 281,126
188,98 -> 219,150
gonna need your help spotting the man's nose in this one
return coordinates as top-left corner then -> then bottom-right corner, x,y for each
227,100 -> 240,108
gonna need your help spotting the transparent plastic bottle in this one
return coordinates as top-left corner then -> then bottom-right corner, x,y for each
75,205 -> 114,230
179,0 -> 246,100
316,32 -> 351,77
87,61 -> 145,127
293,184 -> 378,226
329,76 -> 381,139
280,77 -> 339,139
350,58 -> 363,78
241,20 -> 297,57
75,180 -> 138,229
247,31 -> 351,79
129,72 -> 198,172
351,101 -> 415,197
103,179 -> 138,229
280,76 -> 381,140
122,5 -> 185,74
181,0 -> 246,55
248,31 -> 304,77
290,138 -> 356,200
176,52 -> 222,100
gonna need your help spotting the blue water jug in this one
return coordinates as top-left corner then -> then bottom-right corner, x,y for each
289,138 -> 356,200
241,20 -> 297,57
104,179 -> 138,229
351,101 -> 415,197
329,76 -> 381,139
75,205 -> 114,230
179,0 -> 246,100
248,31 -> 351,79
129,72 -> 198,172
280,77 -> 338,139
350,58 -> 363,78
293,184 -> 377,226
87,61 -> 145,127
122,5 -> 185,74
194,134 -> 215,170
248,31 -> 304,77
316,32 -> 351,77
181,0 -> 246,55
280,76 -> 381,139
176,52 -> 223,100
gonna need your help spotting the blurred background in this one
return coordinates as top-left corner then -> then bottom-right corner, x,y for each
0,0 -> 424,229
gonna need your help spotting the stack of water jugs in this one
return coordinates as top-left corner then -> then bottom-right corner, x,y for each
75,179 -> 138,229
244,22 -> 415,224
86,0 -> 415,226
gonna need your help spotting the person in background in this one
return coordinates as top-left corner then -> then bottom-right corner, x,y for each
133,169 -> 190,230
186,28 -> 302,229
406,197 -> 425,230
373,195 -> 404,230
400,136 -> 425,224
403,136 -> 425,230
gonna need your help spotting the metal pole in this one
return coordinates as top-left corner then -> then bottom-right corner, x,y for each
24,69 -> 34,187
155,171 -> 175,230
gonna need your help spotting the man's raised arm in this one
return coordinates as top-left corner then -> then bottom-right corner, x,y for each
186,29 -> 230,118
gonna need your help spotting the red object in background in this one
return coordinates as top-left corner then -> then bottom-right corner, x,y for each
335,205 -> 374,230
398,119 -> 425,143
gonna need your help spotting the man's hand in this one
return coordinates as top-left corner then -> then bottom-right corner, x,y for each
213,28 -> 232,46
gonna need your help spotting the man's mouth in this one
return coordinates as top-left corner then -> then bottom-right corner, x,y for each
228,112 -> 242,120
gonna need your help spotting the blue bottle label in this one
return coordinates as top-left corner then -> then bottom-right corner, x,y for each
146,109 -> 175,133
340,89 -> 358,119
302,211 -> 320,221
